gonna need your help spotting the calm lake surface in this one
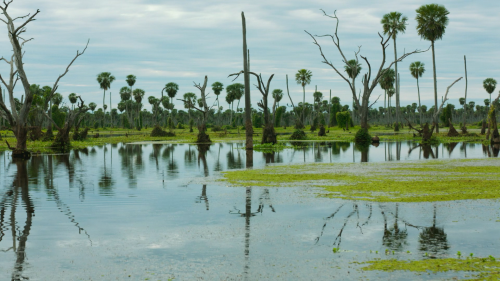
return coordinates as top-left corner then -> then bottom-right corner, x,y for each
1,141 -> 499,280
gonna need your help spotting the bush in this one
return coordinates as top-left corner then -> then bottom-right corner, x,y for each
177,122 -> 185,129
211,125 -> 223,132
354,128 -> 371,144
290,129 -> 306,140
151,125 -> 175,137
336,111 -> 351,128
94,122 -> 99,129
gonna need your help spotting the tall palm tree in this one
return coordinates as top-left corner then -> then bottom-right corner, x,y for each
409,61 -> 425,125
416,4 -> 450,132
164,82 -> 179,105
97,72 -> 116,125
378,68 -> 394,122
133,88 -> 145,127
382,11 -> 408,131
345,60 -> 362,124
126,75 -> 136,92
212,82 -> 224,124
272,89 -> 283,108
295,69 -> 312,125
483,78 -> 497,104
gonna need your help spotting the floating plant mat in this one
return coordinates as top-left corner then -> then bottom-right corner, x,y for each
359,257 -> 500,280
221,158 -> 500,202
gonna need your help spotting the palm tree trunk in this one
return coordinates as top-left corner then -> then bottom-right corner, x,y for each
103,90 -> 106,127
302,85 -> 305,125
417,76 -> 422,125
431,40 -> 439,133
393,37 -> 400,131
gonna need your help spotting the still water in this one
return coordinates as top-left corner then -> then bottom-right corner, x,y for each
0,141 -> 499,280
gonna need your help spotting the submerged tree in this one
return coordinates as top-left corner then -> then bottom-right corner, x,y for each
306,9 -> 426,142
0,1 -> 88,157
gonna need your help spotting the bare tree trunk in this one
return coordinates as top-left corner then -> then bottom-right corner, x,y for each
462,55 -> 468,132
431,41 -> 439,133
394,38 -> 400,132
242,12 -> 253,153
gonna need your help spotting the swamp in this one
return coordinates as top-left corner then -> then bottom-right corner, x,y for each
1,0 -> 500,280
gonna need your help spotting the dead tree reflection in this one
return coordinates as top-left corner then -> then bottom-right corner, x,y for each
315,203 -> 373,249
227,143 -> 243,169
230,186 -> 277,280
195,144 -> 211,210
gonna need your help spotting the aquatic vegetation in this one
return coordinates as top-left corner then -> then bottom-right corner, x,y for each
360,257 -> 500,280
251,143 -> 291,152
221,158 -> 500,202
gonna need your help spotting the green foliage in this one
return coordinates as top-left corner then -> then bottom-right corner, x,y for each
51,105 -> 66,128
151,125 -> 175,137
440,103 -> 454,126
94,122 -> 99,129
177,122 -> 185,129
252,113 -> 263,128
122,115 -> 130,129
275,106 -> 286,127
330,102 -> 342,126
355,128 -> 372,144
336,111 -> 351,128
211,125 -> 223,132
167,117 -> 174,129
253,143 -> 289,152
289,129 -> 306,140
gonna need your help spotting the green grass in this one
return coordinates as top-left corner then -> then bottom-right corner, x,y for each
360,257 -> 500,280
0,124 -> 492,153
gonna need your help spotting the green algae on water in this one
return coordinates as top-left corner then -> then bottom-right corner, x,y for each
360,257 -> 500,280
221,158 -> 500,202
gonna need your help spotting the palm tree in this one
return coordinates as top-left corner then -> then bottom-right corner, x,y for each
212,81 -> 224,124
409,61 -> 425,125
183,92 -> 197,120
272,89 -> 283,107
133,88 -> 145,128
52,93 -> 63,106
379,68 -> 395,125
97,72 -> 115,125
344,59 -> 362,125
126,75 -> 136,92
164,82 -> 179,105
88,102 -> 97,113
295,69 -> 313,125
416,4 -> 450,132
382,12 -> 408,130
68,93 -> 78,110
483,78 -> 497,104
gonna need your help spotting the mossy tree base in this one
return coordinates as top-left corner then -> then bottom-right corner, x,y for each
261,124 -> 277,144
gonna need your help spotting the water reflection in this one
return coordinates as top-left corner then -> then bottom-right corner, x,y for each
0,141 -> 498,279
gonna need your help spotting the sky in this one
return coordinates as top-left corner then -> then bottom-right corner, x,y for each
0,0 -> 499,113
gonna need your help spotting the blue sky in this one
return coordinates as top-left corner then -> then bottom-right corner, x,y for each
0,0 -> 499,112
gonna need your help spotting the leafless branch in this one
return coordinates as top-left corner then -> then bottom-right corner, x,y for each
13,9 -> 39,35
433,77 -> 463,120
368,95 -> 381,109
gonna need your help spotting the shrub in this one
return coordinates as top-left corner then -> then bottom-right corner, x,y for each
211,125 -> 223,132
177,122 -> 185,129
151,125 -> 175,137
290,129 -> 306,140
355,128 -> 371,144
336,111 -> 351,128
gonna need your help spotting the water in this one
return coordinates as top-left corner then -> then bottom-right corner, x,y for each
0,141 -> 499,280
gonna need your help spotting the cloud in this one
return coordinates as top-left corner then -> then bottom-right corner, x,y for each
0,0 -> 498,111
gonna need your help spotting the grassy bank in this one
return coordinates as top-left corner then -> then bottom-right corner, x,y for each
0,124 -> 491,153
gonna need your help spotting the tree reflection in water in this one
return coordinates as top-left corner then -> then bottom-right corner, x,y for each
381,203 -> 408,252
418,204 -> 449,256
195,144 -> 210,210
227,143 -> 243,169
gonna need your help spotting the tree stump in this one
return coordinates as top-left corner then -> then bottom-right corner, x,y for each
261,123 -> 277,144
481,120 -> 487,135
317,124 -> 326,136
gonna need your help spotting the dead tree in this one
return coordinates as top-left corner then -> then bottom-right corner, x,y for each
229,71 -> 277,144
305,9 -> 428,135
406,77 -> 462,142
180,76 -> 213,143
43,96 -> 90,150
0,1 -> 88,157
